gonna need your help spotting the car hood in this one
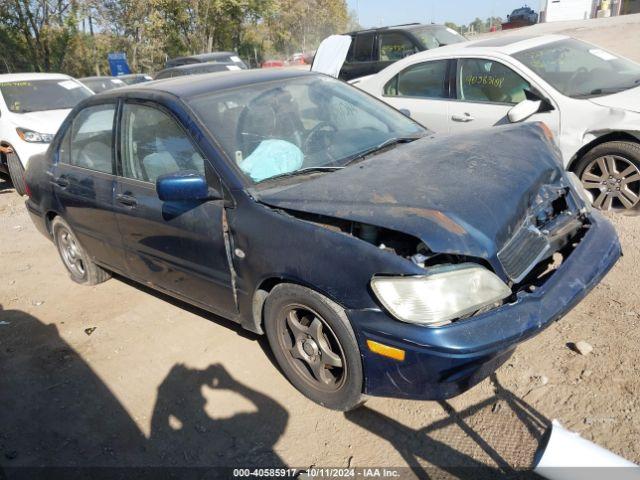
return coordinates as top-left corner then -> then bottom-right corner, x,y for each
588,86 -> 640,114
256,123 -> 564,260
8,108 -> 71,135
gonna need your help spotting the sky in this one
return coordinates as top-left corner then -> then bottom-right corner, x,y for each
346,0 -> 544,28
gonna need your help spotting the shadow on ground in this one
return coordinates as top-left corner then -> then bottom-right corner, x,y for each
0,304 -> 287,477
0,173 -> 14,194
0,302 -> 548,478
346,373 -> 548,479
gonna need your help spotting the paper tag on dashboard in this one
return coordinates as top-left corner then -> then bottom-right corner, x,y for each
589,49 -> 617,61
230,56 -> 241,63
59,80 -> 81,90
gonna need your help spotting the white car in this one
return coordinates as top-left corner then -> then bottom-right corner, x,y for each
0,73 -> 93,195
355,34 -> 640,211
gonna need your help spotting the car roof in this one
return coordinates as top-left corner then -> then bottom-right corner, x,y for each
99,68 -> 316,100
80,76 -> 124,81
168,52 -> 236,63
389,33 -> 569,61
345,23 -> 449,35
0,72 -> 74,82
160,61 -> 235,73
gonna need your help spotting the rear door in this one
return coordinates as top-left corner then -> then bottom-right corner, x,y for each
51,102 -> 126,272
379,59 -> 453,131
340,32 -> 378,80
113,100 -> 235,315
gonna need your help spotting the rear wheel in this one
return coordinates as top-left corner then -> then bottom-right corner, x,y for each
7,151 -> 27,196
52,216 -> 111,285
264,284 -> 364,411
575,141 -> 640,211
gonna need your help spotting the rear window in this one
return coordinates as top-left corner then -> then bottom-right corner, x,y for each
0,79 -> 92,113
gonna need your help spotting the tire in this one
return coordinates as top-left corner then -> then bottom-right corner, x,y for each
51,216 -> 111,285
574,141 -> 640,211
7,151 -> 27,196
264,283 -> 365,411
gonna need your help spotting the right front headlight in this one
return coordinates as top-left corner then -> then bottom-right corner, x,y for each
371,263 -> 511,326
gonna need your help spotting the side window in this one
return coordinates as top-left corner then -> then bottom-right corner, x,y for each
62,104 -> 115,174
353,33 -> 375,62
120,103 -> 205,184
379,32 -> 416,61
384,60 -> 449,99
457,58 -> 531,105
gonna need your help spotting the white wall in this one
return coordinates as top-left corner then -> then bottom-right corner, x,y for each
542,0 -> 595,21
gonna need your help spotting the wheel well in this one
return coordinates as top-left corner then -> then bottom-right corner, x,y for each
250,277 -> 287,335
45,211 -> 58,236
568,131 -> 640,172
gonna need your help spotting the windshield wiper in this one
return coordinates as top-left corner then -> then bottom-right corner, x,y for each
259,166 -> 344,183
342,135 -> 423,166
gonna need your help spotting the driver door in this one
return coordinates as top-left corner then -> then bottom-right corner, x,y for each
449,58 -> 560,134
113,100 -> 236,315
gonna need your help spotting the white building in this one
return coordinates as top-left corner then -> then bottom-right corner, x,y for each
540,0 -> 597,21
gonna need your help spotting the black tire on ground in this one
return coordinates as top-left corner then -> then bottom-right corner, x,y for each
6,151 -> 27,196
574,141 -> 640,211
264,283 -> 365,411
51,216 -> 111,285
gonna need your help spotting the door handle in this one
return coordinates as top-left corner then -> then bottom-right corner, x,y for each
53,176 -> 70,188
451,113 -> 475,122
116,193 -> 138,207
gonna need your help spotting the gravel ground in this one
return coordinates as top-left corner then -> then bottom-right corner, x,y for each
1,16 -> 640,477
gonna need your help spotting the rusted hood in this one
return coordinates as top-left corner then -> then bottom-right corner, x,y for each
257,123 -> 564,259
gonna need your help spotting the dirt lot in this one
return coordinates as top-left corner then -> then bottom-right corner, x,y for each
2,16 -> 640,478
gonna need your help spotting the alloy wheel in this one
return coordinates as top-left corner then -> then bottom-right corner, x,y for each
276,304 -> 346,392
58,227 -> 86,278
580,155 -> 640,210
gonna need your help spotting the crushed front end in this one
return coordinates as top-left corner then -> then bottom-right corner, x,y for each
350,178 -> 621,400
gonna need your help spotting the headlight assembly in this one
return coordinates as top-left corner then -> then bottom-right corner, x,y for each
16,128 -> 54,143
371,263 -> 511,326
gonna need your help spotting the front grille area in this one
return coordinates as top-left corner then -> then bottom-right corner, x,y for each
498,225 -> 550,282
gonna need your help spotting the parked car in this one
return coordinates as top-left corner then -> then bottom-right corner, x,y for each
155,62 -> 240,80
0,73 -> 93,195
355,34 -> 640,211
165,52 -> 248,70
508,6 -> 539,24
339,23 -> 466,81
80,76 -> 127,94
116,73 -> 153,85
24,70 -> 619,410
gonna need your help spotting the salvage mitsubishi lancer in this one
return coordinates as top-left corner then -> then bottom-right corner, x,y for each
23,70 -> 620,411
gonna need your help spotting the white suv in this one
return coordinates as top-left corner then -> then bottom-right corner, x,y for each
0,73 -> 93,195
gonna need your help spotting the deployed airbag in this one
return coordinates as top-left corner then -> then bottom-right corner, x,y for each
239,139 -> 304,182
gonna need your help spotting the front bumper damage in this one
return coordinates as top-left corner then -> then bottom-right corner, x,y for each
348,211 -> 620,400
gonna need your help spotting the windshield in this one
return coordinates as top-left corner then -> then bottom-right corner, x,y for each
83,78 -> 125,93
0,79 -> 92,113
513,38 -> 640,98
409,26 -> 465,49
188,75 -> 425,184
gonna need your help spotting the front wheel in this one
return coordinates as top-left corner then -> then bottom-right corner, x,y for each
575,141 -> 640,211
264,284 -> 365,411
6,151 -> 27,196
52,216 -> 111,285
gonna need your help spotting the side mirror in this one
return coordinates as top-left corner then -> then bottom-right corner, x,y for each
399,108 -> 412,117
508,99 -> 543,123
156,170 -> 219,202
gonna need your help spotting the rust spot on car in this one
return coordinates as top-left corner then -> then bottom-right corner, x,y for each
391,207 -> 466,235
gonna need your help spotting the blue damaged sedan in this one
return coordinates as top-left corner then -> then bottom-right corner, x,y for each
24,70 -> 620,411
